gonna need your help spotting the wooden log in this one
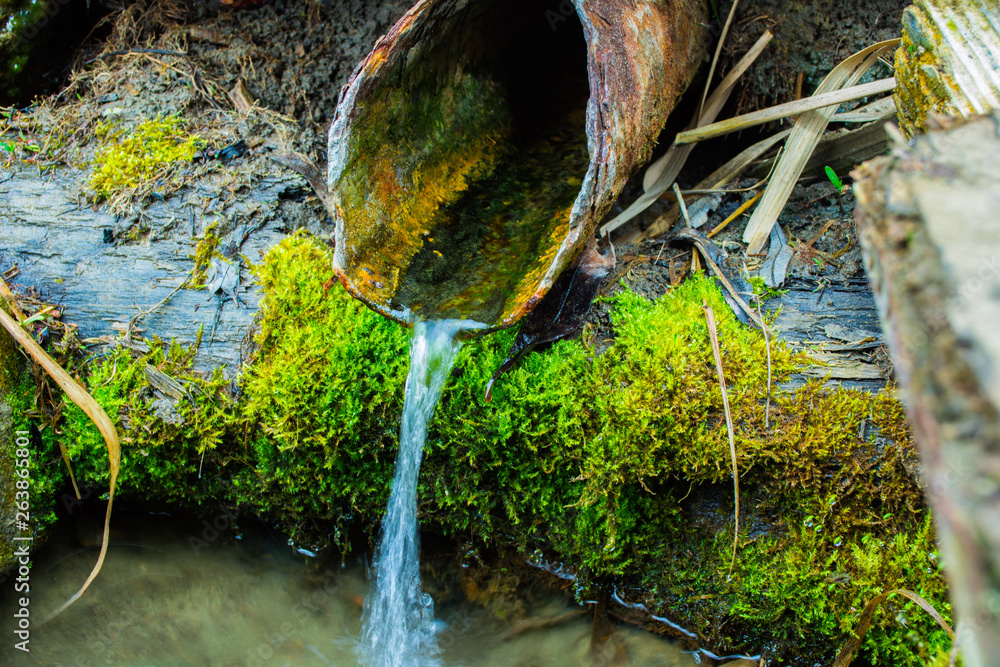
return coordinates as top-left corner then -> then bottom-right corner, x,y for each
854,111 -> 1000,667
0,166 -> 319,376
769,275 -> 890,391
894,0 -> 1000,136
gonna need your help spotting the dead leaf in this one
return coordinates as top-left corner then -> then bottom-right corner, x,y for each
485,237 -> 615,401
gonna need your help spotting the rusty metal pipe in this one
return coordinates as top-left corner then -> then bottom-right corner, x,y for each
306,0 -> 707,330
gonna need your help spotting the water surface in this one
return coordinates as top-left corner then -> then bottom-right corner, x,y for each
0,510 -> 699,666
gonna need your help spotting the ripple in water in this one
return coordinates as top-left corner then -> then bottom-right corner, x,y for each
360,319 -> 476,667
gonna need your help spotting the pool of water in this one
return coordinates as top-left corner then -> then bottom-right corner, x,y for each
1,511 -> 697,667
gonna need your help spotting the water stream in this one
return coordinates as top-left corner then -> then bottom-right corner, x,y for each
359,319 -> 476,667
0,320 -> 702,665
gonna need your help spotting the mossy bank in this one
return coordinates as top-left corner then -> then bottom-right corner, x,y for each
7,232 -> 949,664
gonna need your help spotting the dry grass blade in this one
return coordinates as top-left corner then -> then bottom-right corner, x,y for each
674,78 -> 896,145
640,129 -> 790,240
702,301 -> 740,577
599,29 -> 773,237
832,95 -> 897,123
742,39 -> 899,254
697,0 -> 741,118
643,22 -> 769,193
0,292 -> 121,623
708,190 -> 764,238
833,588 -> 954,666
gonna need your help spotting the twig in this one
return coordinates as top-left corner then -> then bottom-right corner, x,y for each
126,280 -> 185,340
703,301 -> 740,578
757,298 -> 772,428
707,190 -> 763,238
84,48 -> 187,65
673,183 -> 690,226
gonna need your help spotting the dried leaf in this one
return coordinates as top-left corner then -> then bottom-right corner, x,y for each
229,79 -> 256,113
641,129 -> 790,240
0,285 -> 121,624
759,224 -> 793,287
674,78 -> 896,145
743,39 -> 900,253
205,256 -> 240,303
485,237 -> 615,401
599,30 -> 773,237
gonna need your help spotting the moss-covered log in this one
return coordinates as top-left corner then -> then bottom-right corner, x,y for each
894,0 -> 1000,136
3,231 -> 948,665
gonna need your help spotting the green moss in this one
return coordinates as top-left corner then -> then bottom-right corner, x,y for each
237,232 -> 410,547
36,231 -> 948,664
0,296 -> 72,574
60,335 -> 234,512
4,373 -> 64,529
748,274 -> 789,299
231,233 -> 947,664
187,221 -> 222,289
88,116 -> 200,201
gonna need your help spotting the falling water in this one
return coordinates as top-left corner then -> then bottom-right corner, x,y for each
360,319 -> 478,667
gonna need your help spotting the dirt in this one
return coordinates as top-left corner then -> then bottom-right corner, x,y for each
9,0 -> 415,170
724,0 -> 909,113
174,0 -> 413,156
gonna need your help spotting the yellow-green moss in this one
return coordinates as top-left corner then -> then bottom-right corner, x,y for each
232,233 -> 947,664
60,333 -> 235,511
187,221 -> 222,289
88,116 -> 200,201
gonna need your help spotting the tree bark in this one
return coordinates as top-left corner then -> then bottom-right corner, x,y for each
854,112 -> 1000,667
0,165 -> 325,375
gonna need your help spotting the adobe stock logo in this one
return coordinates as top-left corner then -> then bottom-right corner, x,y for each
545,0 -> 576,31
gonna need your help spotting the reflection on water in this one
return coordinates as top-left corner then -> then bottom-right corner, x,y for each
0,511 -> 697,666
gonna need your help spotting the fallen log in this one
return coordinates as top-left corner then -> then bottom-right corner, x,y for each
0,162 -> 314,376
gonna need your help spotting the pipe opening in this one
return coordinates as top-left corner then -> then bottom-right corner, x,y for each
332,0 -> 591,326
